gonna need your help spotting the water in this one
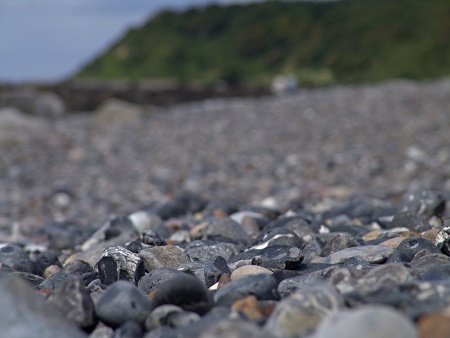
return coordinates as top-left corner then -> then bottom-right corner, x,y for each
0,0 -> 257,83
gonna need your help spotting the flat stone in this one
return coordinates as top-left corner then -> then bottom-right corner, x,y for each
229,245 -> 303,270
312,245 -> 393,264
140,245 -> 190,271
231,265 -> 273,280
184,240 -> 241,262
379,237 -> 405,249
64,247 -> 105,268
35,271 -> 71,290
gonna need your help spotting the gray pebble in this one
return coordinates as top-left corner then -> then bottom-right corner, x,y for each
96,281 -> 154,328
214,274 -> 279,306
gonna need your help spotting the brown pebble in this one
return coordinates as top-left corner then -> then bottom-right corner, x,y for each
418,313 -> 450,338
231,265 -> 273,280
379,237 -> 404,249
213,208 -> 227,218
218,273 -> 231,288
148,289 -> 157,300
44,265 -> 62,279
231,295 -> 264,321
362,231 -> 382,241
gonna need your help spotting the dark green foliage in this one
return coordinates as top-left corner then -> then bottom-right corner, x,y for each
75,0 -> 450,86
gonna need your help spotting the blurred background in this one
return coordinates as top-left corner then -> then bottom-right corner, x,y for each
0,0 -> 449,232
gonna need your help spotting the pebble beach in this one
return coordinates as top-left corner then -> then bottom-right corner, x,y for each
1,78 -> 450,337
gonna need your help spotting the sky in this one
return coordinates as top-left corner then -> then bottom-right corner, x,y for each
0,0 -> 260,83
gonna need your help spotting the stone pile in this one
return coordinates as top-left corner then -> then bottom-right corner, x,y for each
1,78 -> 450,337
0,188 -> 450,337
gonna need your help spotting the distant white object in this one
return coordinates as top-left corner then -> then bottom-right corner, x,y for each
271,74 -> 298,95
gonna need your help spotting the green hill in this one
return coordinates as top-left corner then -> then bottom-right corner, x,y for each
75,0 -> 450,87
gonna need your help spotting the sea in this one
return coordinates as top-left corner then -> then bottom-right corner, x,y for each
0,0 -> 258,83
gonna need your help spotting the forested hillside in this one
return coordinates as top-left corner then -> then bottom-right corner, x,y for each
76,0 -> 450,87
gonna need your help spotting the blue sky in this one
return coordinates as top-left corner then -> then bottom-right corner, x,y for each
0,0 -> 259,83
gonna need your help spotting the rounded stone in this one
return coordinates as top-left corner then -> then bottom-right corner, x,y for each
314,305 -> 418,338
152,274 -> 213,315
247,228 -> 303,251
138,267 -> 185,295
418,313 -> 450,338
95,281 -> 154,328
266,283 -> 342,338
214,274 -> 279,306
231,266 -> 273,280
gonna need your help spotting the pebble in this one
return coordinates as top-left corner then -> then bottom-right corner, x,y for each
0,109 -> 449,338
0,272 -> 87,338
95,280 -> 154,328
112,320 -> 144,338
97,246 -> 145,285
313,245 -> 394,264
230,265 -> 273,280
46,275 -> 97,329
138,267 -> 185,294
313,305 -> 418,338
152,274 -> 213,315
228,245 -> 303,270
390,211 -> 430,232
247,228 -> 303,250
199,319 -> 270,338
203,256 -> 231,288
140,245 -> 190,271
418,312 -> 450,338
0,243 -> 42,275
184,240 -> 241,262
265,283 -> 343,338
191,218 -> 251,245
214,274 -> 280,306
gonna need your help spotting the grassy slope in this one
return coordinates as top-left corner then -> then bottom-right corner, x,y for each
76,0 -> 450,86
